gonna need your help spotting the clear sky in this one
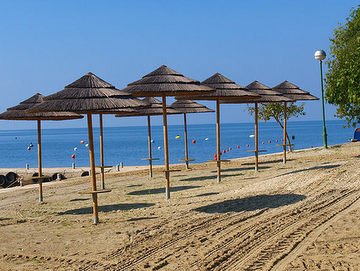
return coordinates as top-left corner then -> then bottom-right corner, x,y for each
0,0 -> 358,130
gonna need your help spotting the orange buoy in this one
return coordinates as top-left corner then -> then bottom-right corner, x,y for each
310,146 -> 313,148
192,139 -> 196,144
229,147 -> 232,150
80,140 -> 85,144
223,150 -> 226,154
246,144 -> 249,147
27,146 -> 31,151
276,139 -> 278,142
226,148 -> 229,152
262,141 -> 264,145
268,140 -> 271,143
71,154 -> 76,159
214,154 -> 217,160
281,138 -> 284,141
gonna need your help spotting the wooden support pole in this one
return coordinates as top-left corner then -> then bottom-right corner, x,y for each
99,113 -> 105,190
147,115 -> 153,178
255,103 -> 259,171
37,120 -> 43,202
87,113 -> 99,224
162,96 -> 170,199
183,113 -> 189,169
283,102 -> 287,164
216,99 -> 221,183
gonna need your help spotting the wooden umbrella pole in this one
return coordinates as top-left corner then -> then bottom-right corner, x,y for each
216,99 -> 221,183
147,115 -> 153,178
255,103 -> 259,171
37,120 -> 43,202
162,96 -> 170,200
99,113 -> 105,189
183,113 -> 189,169
283,102 -> 287,164
87,113 -> 99,224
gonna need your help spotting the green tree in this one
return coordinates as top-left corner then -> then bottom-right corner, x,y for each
325,6 -> 360,127
247,102 -> 305,151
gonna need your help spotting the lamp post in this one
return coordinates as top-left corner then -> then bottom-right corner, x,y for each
315,49 -> 328,149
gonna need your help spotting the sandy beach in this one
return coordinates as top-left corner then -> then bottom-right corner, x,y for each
0,143 -> 359,270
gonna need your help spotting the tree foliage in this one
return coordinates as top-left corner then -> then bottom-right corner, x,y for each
325,6 -> 360,127
248,102 -> 305,150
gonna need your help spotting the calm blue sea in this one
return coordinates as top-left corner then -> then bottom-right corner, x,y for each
0,120 -> 354,168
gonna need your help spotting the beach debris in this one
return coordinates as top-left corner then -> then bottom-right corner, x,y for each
71,154 -> 76,159
74,147 -> 78,151
80,140 -> 85,144
192,139 -> 196,144
175,135 -> 181,139
249,134 -> 255,138
157,146 -> 161,150
205,137 -> 209,141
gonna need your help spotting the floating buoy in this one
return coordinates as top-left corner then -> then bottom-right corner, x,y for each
276,139 -> 278,143
281,138 -> 284,141
226,148 -> 229,152
80,140 -> 85,144
229,147 -> 232,150
73,147 -> 78,151
292,135 -> 295,140
310,146 -> 313,148
192,139 -> 196,144
214,154 -> 217,160
151,139 -> 154,143
157,146 -> 161,150
268,140 -> 271,143
29,143 -> 34,147
237,145 -> 240,149
223,150 -> 226,154
175,135 -> 181,139
27,146 -> 31,151
71,154 -> 76,159
205,138 -> 209,141
246,144 -> 249,147
85,144 -> 89,147
249,135 -> 255,138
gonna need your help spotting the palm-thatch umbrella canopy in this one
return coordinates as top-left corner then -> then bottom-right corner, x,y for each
220,81 -> 293,171
0,93 -> 83,202
122,65 -> 215,200
29,72 -> 147,224
115,97 -> 182,178
176,73 -> 260,183
272,81 -> 319,163
170,100 -> 214,169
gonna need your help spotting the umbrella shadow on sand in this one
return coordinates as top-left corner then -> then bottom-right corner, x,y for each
127,186 -> 202,195
178,174 -> 241,182
59,203 -> 155,215
277,164 -> 340,177
194,194 -> 306,213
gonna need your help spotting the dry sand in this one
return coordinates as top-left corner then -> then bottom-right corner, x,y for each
0,143 -> 359,270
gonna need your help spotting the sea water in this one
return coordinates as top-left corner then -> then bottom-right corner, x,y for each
0,120 -> 354,169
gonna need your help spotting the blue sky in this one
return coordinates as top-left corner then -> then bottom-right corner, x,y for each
0,0 -> 358,130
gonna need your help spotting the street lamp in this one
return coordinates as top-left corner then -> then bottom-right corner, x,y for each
314,49 -> 328,149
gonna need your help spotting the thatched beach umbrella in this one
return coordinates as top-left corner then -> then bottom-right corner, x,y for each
177,73 -> 260,183
272,81 -> 319,163
170,100 -> 214,169
122,65 -> 214,200
29,72 -> 147,224
115,97 -> 181,178
0,93 -> 83,202
220,81 -> 293,171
